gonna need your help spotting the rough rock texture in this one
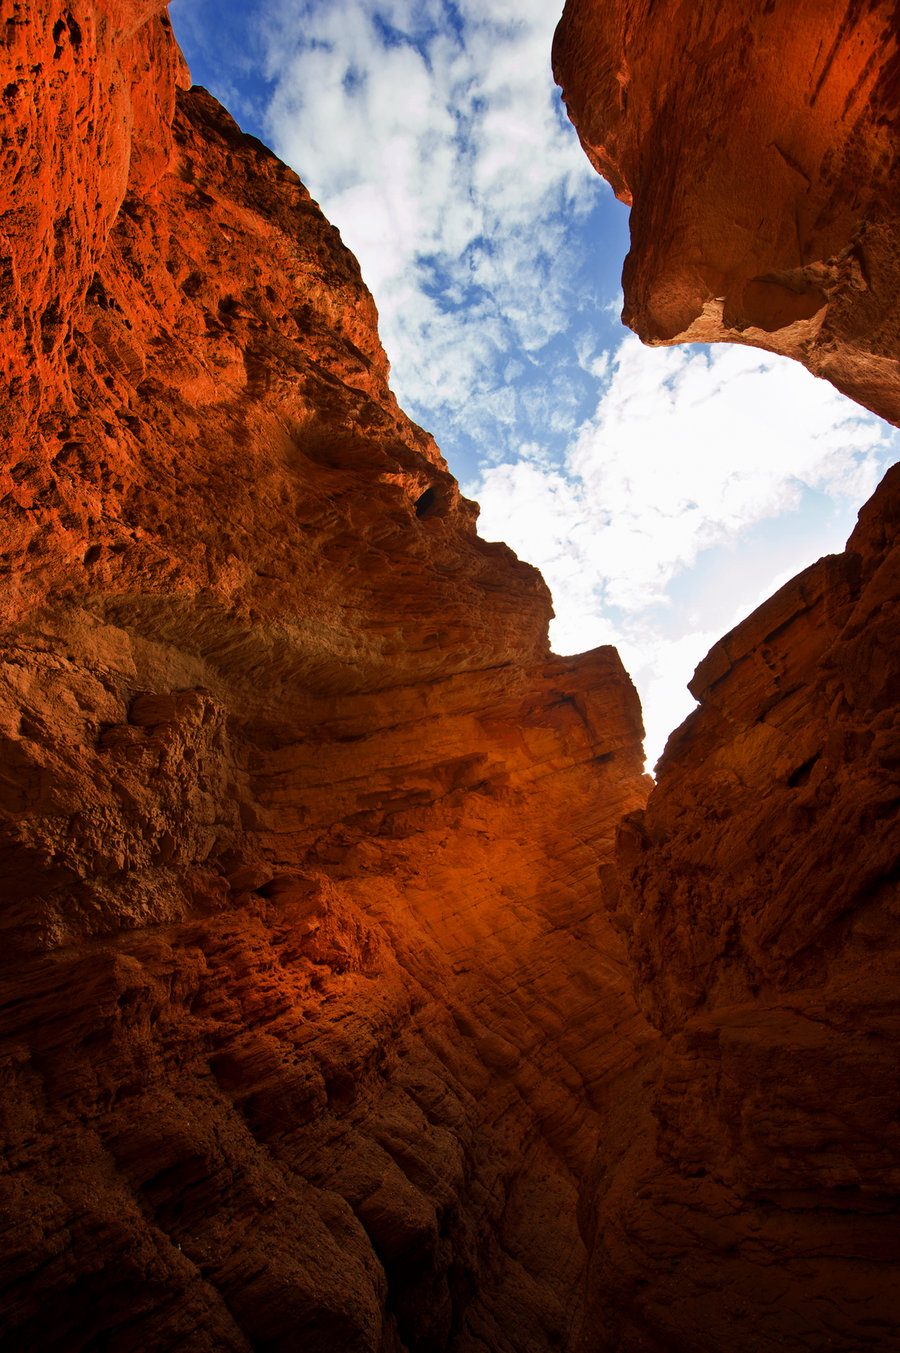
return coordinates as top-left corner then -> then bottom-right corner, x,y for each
552,0 -> 900,426
583,466 -> 900,1351
554,2 -> 900,1348
0,6 -> 653,1352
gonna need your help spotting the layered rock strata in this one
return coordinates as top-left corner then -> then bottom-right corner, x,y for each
585,465 -> 900,1351
553,0 -> 900,426
554,2 -> 900,1348
0,5 -> 653,1351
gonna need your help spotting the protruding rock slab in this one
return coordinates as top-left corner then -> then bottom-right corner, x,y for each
553,0 -> 900,425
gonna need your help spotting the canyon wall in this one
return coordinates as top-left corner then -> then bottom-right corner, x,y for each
554,2 -> 900,1349
5,2 -> 899,1350
553,0 -> 900,427
0,6 -> 654,1351
583,465 -> 900,1351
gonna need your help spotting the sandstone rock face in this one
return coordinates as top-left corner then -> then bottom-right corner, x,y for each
581,465 -> 900,1351
553,0 -> 900,426
0,1 -> 187,435
554,3 -> 900,1346
0,7 -> 653,1351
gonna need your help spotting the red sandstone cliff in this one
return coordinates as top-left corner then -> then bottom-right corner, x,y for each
6,3 -> 899,1350
553,0 -> 900,426
0,6 -> 653,1351
554,2 -> 900,1349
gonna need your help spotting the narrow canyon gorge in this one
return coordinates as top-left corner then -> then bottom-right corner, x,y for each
0,2 -> 897,1351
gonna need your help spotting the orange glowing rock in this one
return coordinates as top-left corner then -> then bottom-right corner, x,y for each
553,0 -> 900,425
0,6 -> 651,1349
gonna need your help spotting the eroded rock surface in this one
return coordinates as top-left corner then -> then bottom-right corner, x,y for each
0,6 -> 653,1351
582,465 -> 900,1351
553,0 -> 900,425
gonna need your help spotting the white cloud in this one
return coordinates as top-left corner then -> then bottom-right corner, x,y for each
567,337 -> 885,610
258,0 -> 602,455
472,337 -> 895,766
175,2 -> 899,770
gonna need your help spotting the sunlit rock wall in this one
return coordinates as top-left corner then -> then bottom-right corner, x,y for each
0,6 -> 653,1351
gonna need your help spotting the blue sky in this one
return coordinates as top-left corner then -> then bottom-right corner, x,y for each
171,0 -> 900,767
